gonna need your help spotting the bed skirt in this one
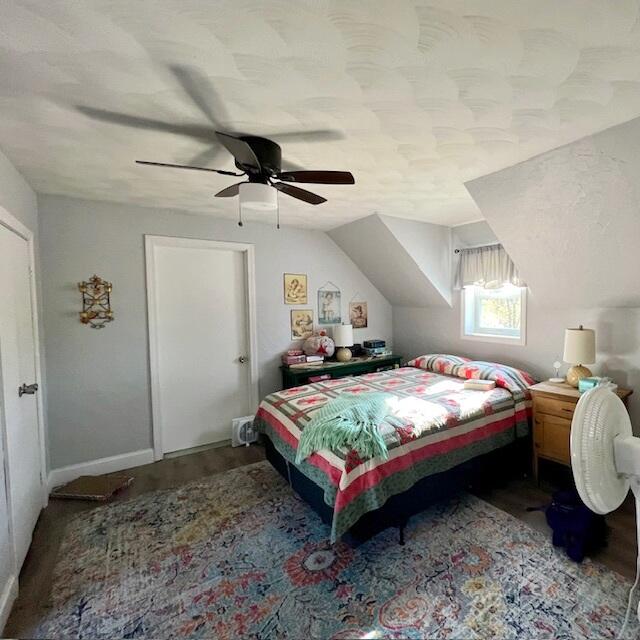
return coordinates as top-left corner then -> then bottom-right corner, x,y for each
264,435 -> 530,545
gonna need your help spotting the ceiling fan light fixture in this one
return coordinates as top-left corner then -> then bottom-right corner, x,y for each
239,182 -> 277,211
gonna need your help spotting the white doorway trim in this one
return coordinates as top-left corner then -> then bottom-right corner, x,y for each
145,235 -> 259,461
0,204 -> 47,628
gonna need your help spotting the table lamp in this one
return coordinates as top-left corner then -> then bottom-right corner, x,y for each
563,325 -> 596,387
333,324 -> 354,362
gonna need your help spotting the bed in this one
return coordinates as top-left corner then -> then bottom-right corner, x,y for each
254,355 -> 534,542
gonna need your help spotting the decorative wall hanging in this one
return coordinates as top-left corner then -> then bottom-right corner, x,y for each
283,273 -> 307,304
78,275 -> 114,329
290,309 -> 314,340
349,301 -> 368,329
318,282 -> 341,325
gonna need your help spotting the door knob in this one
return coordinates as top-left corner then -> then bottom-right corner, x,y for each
18,383 -> 38,397
238,356 -> 248,364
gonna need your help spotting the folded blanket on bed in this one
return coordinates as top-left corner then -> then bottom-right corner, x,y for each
295,392 -> 392,464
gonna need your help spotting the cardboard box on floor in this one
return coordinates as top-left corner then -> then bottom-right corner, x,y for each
50,475 -> 133,501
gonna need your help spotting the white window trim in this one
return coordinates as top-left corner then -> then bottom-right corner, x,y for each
460,285 -> 527,346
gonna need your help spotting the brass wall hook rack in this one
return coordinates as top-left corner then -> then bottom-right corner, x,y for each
78,275 -> 114,329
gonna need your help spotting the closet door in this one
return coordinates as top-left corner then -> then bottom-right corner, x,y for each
0,222 -> 43,572
147,237 -> 254,456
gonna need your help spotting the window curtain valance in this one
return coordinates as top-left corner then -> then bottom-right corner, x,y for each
455,243 -> 525,289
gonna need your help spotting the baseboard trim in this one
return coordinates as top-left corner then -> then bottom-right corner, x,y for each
163,439 -> 232,459
0,573 -> 18,634
47,448 -> 155,492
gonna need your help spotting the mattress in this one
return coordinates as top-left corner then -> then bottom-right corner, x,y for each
255,366 -> 531,541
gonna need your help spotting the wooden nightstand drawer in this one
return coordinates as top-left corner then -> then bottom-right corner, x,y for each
534,396 -> 576,419
530,381 -> 632,482
536,414 -> 572,464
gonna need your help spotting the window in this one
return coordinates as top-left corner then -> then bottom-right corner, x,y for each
461,284 -> 527,345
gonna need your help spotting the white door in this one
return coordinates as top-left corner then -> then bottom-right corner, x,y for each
148,238 -> 254,455
0,223 -> 42,571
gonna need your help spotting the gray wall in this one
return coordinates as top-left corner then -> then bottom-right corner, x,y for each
378,215 -> 453,306
394,298 -> 640,428
38,195 -> 392,469
0,147 -> 39,617
329,214 -> 452,307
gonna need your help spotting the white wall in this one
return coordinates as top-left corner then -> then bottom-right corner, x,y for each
38,195 -> 392,469
379,215 -> 453,306
465,116 -> 640,308
452,220 -> 498,248
329,214 -> 452,307
0,147 -> 39,629
0,150 -> 37,232
393,121 -> 640,431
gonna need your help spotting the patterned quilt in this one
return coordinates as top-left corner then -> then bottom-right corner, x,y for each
255,366 -> 531,541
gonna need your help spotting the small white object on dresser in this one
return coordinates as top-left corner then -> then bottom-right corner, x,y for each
549,359 -> 564,383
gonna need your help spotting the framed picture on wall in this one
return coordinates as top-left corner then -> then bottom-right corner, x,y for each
318,284 -> 341,325
291,309 -> 314,340
283,273 -> 307,304
349,301 -> 368,329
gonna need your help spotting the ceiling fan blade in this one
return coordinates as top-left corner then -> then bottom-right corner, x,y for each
168,64 -> 224,127
272,182 -> 327,205
136,160 -> 242,176
216,131 -> 261,170
270,129 -> 344,142
215,182 -> 245,197
77,106 -> 214,141
276,170 -> 355,185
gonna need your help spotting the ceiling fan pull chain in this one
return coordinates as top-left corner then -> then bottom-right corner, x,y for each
276,205 -> 280,230
238,202 -> 243,227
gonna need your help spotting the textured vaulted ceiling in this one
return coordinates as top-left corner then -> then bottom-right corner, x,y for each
2,1 -> 640,229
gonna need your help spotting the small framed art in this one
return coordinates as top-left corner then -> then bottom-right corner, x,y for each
349,301 -> 368,328
291,309 -> 314,340
283,273 -> 307,304
318,284 -> 341,325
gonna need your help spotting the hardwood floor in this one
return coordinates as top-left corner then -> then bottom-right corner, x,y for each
4,445 -> 637,638
473,470 -> 638,580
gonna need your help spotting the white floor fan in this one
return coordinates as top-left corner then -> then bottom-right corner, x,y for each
571,384 -> 640,637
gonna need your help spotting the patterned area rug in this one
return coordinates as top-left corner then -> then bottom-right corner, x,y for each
37,461 -> 634,639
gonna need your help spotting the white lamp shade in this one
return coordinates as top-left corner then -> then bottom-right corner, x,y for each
333,324 -> 353,347
563,327 -> 596,365
239,182 -> 277,211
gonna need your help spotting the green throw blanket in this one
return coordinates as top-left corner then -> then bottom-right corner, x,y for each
295,392 -> 392,464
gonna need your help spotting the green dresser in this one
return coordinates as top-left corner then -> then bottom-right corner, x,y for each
281,355 -> 403,390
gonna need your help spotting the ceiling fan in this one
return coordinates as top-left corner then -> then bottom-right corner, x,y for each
135,130 -> 354,205
76,64 -> 355,226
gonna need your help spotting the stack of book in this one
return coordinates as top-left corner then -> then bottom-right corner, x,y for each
281,351 -> 325,368
281,351 -> 305,366
363,339 -> 389,357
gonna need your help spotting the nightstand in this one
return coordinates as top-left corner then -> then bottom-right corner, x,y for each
530,381 -> 633,481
